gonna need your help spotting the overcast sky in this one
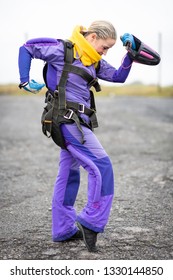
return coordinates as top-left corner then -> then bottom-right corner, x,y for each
0,0 -> 172,86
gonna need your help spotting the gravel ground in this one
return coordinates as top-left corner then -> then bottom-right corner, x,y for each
0,94 -> 173,260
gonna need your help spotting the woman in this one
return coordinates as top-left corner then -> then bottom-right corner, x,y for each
18,20 -> 135,252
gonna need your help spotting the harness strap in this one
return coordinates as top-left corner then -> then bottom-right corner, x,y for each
89,90 -> 96,111
57,71 -> 68,111
64,109 -> 86,144
51,40 -> 101,145
55,40 -> 75,111
46,92 -> 98,129
51,93 -> 85,144
67,101 -> 98,128
64,40 -> 74,63
67,101 -> 94,116
63,64 -> 101,92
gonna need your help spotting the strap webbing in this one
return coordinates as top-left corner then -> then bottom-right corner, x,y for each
63,64 -> 101,92
52,40 -> 100,144
56,40 -> 74,111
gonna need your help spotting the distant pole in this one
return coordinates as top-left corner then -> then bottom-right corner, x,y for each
158,32 -> 162,92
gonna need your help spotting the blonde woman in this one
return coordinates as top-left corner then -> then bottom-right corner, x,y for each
18,20 -> 136,252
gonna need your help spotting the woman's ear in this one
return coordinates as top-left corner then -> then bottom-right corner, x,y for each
90,33 -> 97,40
86,32 -> 97,43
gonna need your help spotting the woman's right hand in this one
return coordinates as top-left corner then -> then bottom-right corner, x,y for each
19,79 -> 45,93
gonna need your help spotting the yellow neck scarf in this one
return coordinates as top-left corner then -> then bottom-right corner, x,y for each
69,25 -> 101,66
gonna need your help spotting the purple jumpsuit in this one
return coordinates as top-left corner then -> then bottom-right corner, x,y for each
18,38 -> 132,241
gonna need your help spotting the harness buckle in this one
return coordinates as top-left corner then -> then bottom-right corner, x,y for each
54,90 -> 59,97
78,103 -> 85,113
64,109 -> 74,119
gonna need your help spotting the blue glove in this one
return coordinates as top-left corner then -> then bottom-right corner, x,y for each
120,33 -> 136,50
19,79 -> 45,93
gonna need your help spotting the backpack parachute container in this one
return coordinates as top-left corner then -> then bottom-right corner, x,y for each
127,35 -> 161,66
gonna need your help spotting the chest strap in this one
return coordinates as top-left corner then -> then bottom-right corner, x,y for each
63,64 -> 101,92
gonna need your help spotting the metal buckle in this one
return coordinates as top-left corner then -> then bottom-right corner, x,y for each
47,92 -> 53,102
78,103 -> 85,113
64,109 -> 74,119
53,90 -> 59,97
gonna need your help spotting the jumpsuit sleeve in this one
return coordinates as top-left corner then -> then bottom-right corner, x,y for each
97,53 -> 133,83
18,46 -> 32,83
18,37 -> 62,83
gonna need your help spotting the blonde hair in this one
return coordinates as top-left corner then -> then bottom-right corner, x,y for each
87,20 -> 117,40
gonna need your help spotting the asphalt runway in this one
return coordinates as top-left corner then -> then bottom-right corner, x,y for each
0,94 -> 173,260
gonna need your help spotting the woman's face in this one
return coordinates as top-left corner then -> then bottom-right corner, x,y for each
86,33 -> 116,56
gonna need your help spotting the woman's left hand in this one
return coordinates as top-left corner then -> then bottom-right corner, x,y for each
120,33 -> 136,50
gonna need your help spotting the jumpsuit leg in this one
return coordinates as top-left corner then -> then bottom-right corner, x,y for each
62,124 -> 114,233
52,148 -> 80,241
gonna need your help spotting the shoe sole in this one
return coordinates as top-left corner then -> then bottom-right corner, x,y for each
77,222 -> 98,253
